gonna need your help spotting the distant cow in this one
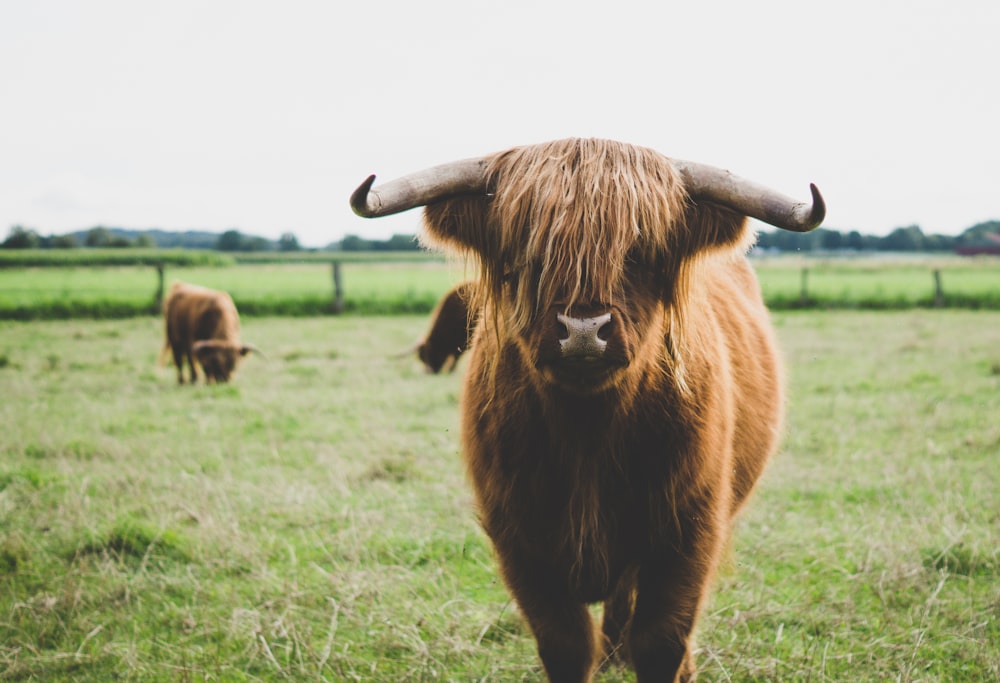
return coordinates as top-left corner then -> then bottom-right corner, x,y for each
352,138 -> 824,682
161,282 -> 257,384
413,281 -> 477,373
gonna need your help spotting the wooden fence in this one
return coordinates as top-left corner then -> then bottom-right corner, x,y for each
153,262 -> 345,313
2,259 -> 998,320
795,267 -> 950,307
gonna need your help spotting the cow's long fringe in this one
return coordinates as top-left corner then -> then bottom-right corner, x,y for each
484,138 -> 688,331
444,139 -> 692,393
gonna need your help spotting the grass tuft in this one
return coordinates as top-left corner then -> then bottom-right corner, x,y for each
359,457 -> 415,484
0,534 -> 30,574
922,544 -> 999,577
75,517 -> 191,564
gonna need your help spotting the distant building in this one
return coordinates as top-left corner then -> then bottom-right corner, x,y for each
956,233 -> 1000,256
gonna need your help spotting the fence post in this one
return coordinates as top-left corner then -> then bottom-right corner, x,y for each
800,267 -> 809,306
933,269 -> 944,307
154,262 -> 165,310
331,261 -> 344,313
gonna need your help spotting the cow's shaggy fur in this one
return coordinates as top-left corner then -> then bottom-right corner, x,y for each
420,138 -> 784,682
161,282 -> 255,384
416,280 -> 477,373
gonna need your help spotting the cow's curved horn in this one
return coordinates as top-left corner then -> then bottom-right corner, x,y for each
389,340 -> 423,359
673,160 -> 825,233
192,339 -> 265,358
350,157 -> 489,218
350,153 -> 825,233
240,343 -> 264,358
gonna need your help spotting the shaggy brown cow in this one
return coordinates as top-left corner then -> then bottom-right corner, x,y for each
161,282 -> 257,384
413,280 -> 477,373
351,138 -> 824,683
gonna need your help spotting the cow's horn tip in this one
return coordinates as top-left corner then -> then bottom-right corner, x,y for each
350,175 -> 378,217
805,183 -> 826,230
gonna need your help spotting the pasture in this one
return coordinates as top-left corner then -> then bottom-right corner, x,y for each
0,260 -> 467,318
0,311 -> 997,681
2,254 -> 1000,320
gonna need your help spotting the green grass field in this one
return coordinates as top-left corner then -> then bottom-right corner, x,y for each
1,253 -> 999,319
0,260 -> 473,318
753,255 -> 1000,308
0,311 -> 998,681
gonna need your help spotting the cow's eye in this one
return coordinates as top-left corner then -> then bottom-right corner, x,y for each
625,246 -> 648,266
500,269 -> 522,298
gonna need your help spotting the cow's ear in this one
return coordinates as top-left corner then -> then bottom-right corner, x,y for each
680,200 -> 755,255
421,196 -> 494,258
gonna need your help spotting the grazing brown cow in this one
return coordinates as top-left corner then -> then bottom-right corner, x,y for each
414,280 -> 477,373
161,282 -> 257,384
351,138 -> 824,682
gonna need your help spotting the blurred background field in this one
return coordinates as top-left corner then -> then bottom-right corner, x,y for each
1,250 -> 999,319
754,255 -> 1000,309
0,252 -> 470,319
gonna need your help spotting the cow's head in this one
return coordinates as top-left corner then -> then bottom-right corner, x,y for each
352,138 -> 824,394
416,340 -> 455,374
192,340 -> 258,384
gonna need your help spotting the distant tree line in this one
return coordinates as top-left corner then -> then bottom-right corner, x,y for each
336,234 -> 420,251
0,224 -> 426,253
0,226 -> 295,252
216,229 -> 277,252
6,221 -> 1000,253
755,221 -> 1000,253
1,225 -> 156,249
209,230 -> 420,252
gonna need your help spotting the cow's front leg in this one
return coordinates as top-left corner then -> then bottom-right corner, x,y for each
497,556 -> 599,683
600,567 -> 637,665
628,532 -> 724,683
171,348 -> 185,384
187,353 -> 198,383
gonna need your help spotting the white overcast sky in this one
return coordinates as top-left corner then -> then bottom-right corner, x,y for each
1,0 -> 997,247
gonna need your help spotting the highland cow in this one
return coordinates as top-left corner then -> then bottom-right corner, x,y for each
161,282 -> 257,384
351,138 -> 824,682
414,280 -> 477,373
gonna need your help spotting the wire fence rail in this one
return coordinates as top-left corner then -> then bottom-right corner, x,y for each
0,257 -> 999,320
756,259 -> 1000,310
0,261 -> 461,319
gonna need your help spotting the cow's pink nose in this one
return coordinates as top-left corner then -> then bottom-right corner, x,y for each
556,312 -> 612,357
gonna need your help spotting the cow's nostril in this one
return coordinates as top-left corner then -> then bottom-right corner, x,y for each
597,320 -> 613,341
556,320 -> 569,340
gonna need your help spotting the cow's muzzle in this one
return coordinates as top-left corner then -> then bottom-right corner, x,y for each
538,311 -> 624,393
556,312 -> 612,358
